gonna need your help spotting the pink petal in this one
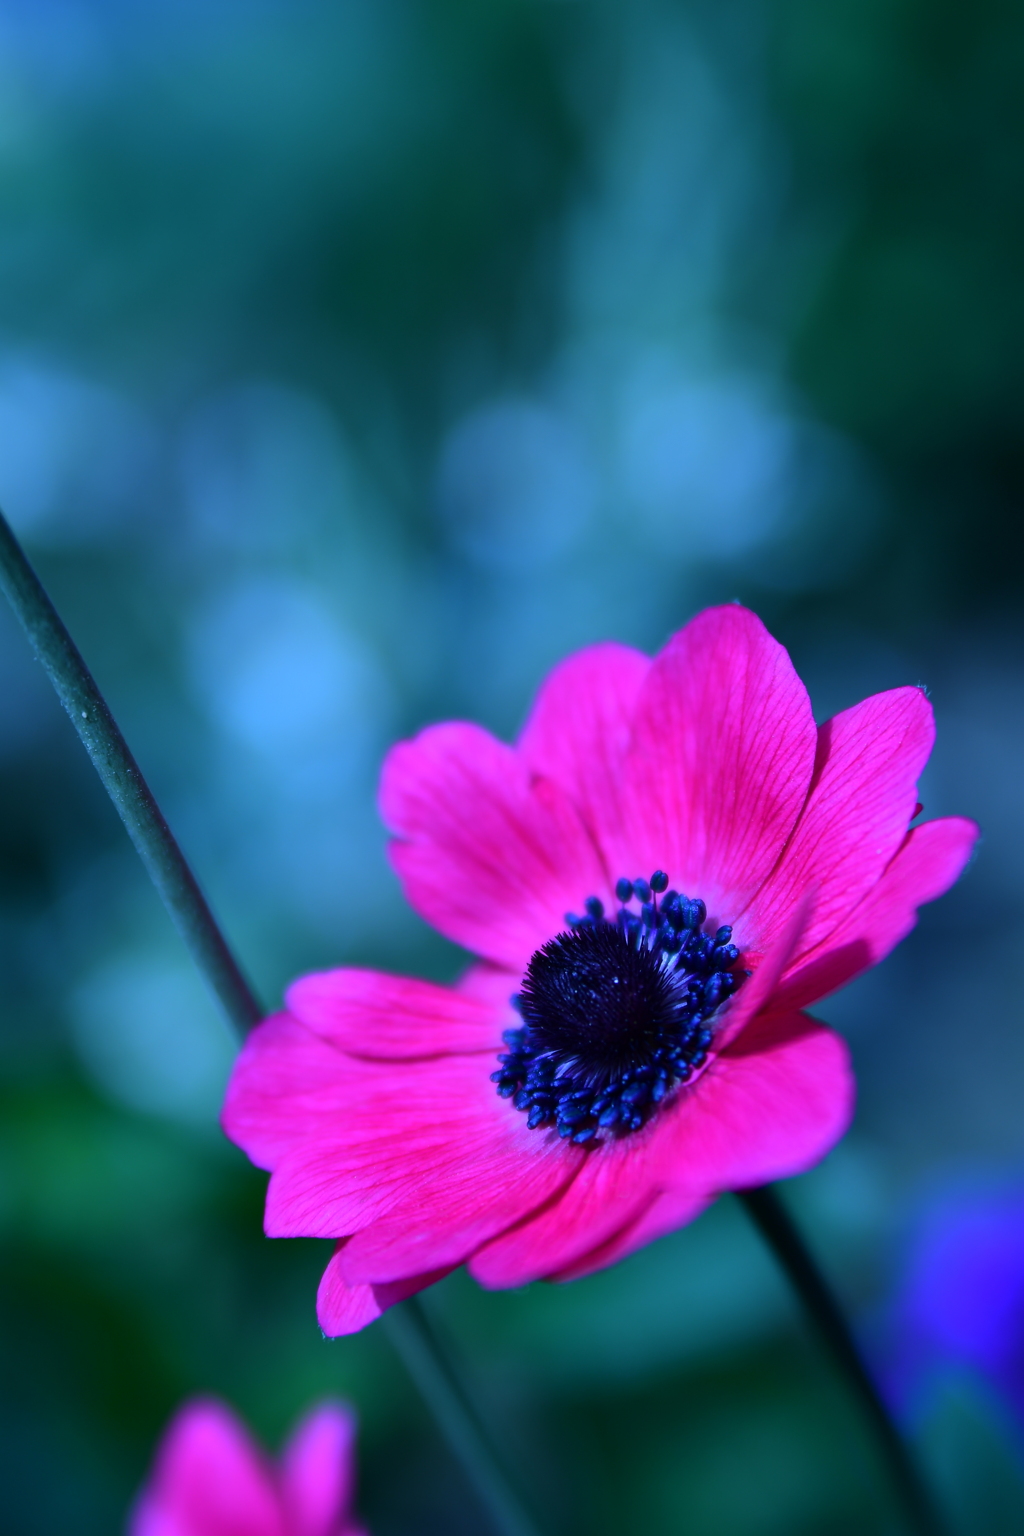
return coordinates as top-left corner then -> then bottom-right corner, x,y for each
469,988 -> 842,1288
550,1013 -> 850,1284
621,606 -> 817,919
280,1403 -> 356,1536
517,640 -> 651,872
315,1259 -> 385,1336
285,969 -> 502,1059
712,888 -> 814,1051
650,1009 -> 853,1194
337,1133 -> 584,1284
380,722 -> 607,969
455,961 -> 522,1015
131,1400 -> 283,1536
261,1054 -> 524,1238
315,1246 -> 452,1336
224,1006 -> 506,1183
744,687 -> 934,960
265,1139 -> 407,1239
550,1185 -> 712,1282
468,1135 -> 668,1289
223,1013 -> 360,1171
774,816 -> 979,1012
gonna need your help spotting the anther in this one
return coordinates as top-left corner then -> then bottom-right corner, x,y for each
494,870 -> 744,1145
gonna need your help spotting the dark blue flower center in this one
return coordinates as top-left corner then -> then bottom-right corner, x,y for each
491,871 -> 746,1145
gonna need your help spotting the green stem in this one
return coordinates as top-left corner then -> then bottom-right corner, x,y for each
0,510 -> 262,1035
739,1186 -> 947,1536
0,507 -> 544,1536
383,1298 -> 542,1536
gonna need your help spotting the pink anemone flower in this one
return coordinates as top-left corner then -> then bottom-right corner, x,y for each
130,1398 -> 366,1536
223,605 -> 977,1336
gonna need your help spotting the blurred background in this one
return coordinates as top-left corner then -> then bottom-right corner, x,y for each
1,0 -> 1023,1532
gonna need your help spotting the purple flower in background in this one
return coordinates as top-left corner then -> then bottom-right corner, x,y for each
884,1182 -> 1024,1425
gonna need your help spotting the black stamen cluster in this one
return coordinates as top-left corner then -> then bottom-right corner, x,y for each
491,872 -> 745,1145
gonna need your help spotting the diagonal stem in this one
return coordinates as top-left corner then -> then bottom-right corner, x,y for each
0,510 -> 262,1035
0,506 -> 545,1536
739,1185 -> 947,1536
383,1298 -> 542,1536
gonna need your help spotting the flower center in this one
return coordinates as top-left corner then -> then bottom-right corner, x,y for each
491,871 -> 745,1145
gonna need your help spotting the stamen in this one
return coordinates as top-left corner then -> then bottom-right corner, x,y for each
492,871 -> 745,1144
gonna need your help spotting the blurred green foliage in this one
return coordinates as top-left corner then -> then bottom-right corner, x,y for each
1,2 -> 1024,1533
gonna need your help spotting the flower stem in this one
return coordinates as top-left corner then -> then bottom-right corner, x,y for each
0,509 -> 262,1036
383,1297 -> 542,1536
0,507 -> 545,1536
738,1185 -> 946,1536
